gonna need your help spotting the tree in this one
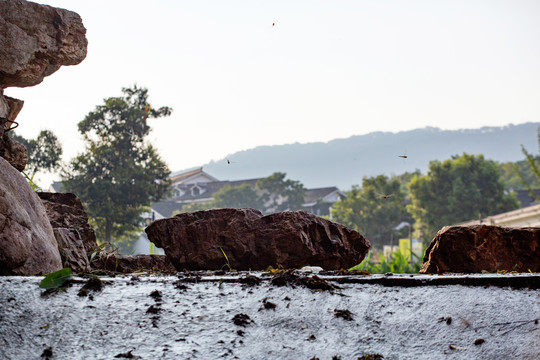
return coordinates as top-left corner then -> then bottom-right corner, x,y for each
407,153 -> 519,241
256,172 -> 306,212
213,184 -> 263,209
517,128 -> 540,196
10,130 -> 62,186
62,85 -> 172,245
180,183 -> 263,213
498,160 -> 539,191
331,175 -> 411,249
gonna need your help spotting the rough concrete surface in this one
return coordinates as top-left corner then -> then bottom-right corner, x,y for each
0,273 -> 539,360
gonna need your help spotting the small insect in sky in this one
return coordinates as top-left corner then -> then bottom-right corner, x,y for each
272,22 -> 275,27
379,193 -> 394,199
226,159 -> 238,165
398,149 -> 408,159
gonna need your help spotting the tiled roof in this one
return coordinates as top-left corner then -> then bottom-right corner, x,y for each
170,178 -> 261,202
304,187 -> 341,204
170,167 -> 204,183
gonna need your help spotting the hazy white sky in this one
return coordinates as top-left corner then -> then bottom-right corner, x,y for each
8,0 -> 540,185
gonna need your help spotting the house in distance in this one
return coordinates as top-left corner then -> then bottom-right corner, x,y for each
151,167 -> 344,219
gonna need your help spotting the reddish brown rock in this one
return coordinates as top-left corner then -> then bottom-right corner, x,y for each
420,225 -> 540,274
0,0 -> 87,88
4,96 -> 24,123
0,156 -> 62,275
91,254 -> 176,273
38,192 -> 98,257
145,208 -> 370,271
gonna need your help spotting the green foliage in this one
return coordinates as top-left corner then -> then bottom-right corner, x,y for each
517,128 -> 540,198
256,172 -> 306,212
180,184 -> 263,213
498,160 -> 539,190
219,247 -> 232,271
213,184 -> 264,209
62,85 -> 172,245
39,268 -> 72,289
407,153 -> 520,240
350,250 -> 422,274
10,130 -> 63,189
10,130 -> 63,174
330,175 -> 412,249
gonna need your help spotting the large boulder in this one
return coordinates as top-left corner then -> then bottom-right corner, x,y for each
0,156 -> 62,275
38,192 -> 98,257
145,208 -> 370,271
0,0 -> 87,88
420,225 -> 540,274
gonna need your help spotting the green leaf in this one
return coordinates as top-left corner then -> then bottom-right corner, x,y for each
39,268 -> 72,289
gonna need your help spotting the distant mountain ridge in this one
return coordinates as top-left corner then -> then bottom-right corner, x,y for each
177,123 -> 539,190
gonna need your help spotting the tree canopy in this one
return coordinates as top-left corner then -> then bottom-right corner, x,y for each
517,127 -> 540,196
256,172 -> 306,212
62,85 -> 172,244
330,175 -> 411,249
407,153 -> 519,240
10,130 -> 62,181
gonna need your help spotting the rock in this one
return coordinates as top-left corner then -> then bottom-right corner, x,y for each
145,208 -> 370,271
38,192 -> 98,257
0,128 -> 27,171
53,228 -> 90,273
0,92 -> 27,171
0,0 -> 87,88
420,225 -> 540,274
91,254 -> 176,273
4,95 -> 24,123
0,156 -> 62,275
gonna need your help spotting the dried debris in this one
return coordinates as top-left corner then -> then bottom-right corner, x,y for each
232,313 -> 252,327
334,309 -> 354,321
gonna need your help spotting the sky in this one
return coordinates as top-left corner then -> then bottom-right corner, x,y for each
7,0 -> 540,186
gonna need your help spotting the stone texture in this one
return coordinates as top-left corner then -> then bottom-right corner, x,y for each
0,127 -> 27,171
53,227 -> 90,273
38,192 -> 98,257
0,0 -> 87,88
4,95 -> 24,122
1,91 -> 27,172
145,208 -> 371,271
0,156 -> 62,275
420,225 -> 540,274
91,254 -> 176,273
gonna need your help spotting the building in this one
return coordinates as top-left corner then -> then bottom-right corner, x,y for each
459,203 -> 540,227
148,167 -> 344,218
457,189 -> 540,227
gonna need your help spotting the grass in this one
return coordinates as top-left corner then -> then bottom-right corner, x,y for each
350,249 -> 423,274
219,247 -> 232,272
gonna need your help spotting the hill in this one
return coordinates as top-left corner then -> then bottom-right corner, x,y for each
181,123 -> 540,190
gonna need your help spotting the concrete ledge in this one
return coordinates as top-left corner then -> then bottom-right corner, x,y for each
1,273 -> 539,359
